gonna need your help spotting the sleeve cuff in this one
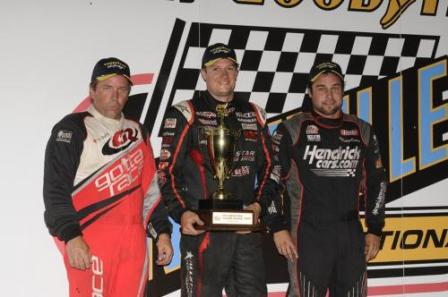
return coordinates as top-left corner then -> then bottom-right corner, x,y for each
171,207 -> 189,224
367,225 -> 383,236
59,224 -> 82,243
264,216 -> 288,234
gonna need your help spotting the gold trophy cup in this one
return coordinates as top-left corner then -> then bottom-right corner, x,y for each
197,105 -> 260,231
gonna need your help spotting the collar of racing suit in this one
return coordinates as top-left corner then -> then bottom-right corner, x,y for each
201,90 -> 236,111
87,105 -> 125,130
311,109 -> 343,128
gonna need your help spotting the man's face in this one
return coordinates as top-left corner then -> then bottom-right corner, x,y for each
90,75 -> 131,120
201,58 -> 238,102
309,73 -> 343,119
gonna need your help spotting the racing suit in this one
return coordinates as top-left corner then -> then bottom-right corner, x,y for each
158,91 -> 287,297
43,106 -> 171,297
271,111 -> 386,297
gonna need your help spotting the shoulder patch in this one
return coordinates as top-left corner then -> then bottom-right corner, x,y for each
53,112 -> 89,142
55,130 -> 73,143
173,100 -> 195,124
282,112 -> 311,145
250,103 -> 267,126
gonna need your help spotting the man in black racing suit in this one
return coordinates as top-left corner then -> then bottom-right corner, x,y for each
271,61 -> 387,297
158,43 -> 297,297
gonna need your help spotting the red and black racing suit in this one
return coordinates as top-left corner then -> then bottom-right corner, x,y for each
158,91 -> 287,297
271,111 -> 386,297
43,106 -> 171,297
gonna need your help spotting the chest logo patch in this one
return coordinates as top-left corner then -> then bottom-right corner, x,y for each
102,128 -> 138,155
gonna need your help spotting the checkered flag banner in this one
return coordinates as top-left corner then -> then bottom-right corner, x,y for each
145,19 -> 438,135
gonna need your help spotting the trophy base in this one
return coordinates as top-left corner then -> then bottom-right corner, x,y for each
195,209 -> 263,231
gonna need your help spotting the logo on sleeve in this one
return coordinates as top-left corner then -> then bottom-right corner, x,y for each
56,130 -> 73,143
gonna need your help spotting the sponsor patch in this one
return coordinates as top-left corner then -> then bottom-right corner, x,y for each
196,111 -> 216,118
306,124 -> 319,134
159,149 -> 171,161
307,134 -> 321,142
339,136 -> 360,143
226,107 -> 236,114
164,118 -> 177,129
95,149 -> 144,195
198,118 -> 218,126
241,123 -> 258,131
147,222 -> 158,239
233,150 -> 256,162
111,128 -> 138,147
236,111 -> 256,118
340,129 -> 359,136
162,136 -> 174,145
56,130 -> 73,143
237,117 -> 256,123
158,161 -> 170,170
270,165 -> 281,183
184,251 -> 195,297
102,128 -> 138,155
243,130 -> 257,140
162,131 -> 175,137
303,145 -> 361,177
232,165 -> 251,177
375,158 -> 383,169
93,132 -> 110,143
272,132 -> 283,142
157,170 -> 167,186
267,201 -> 278,215
91,255 -> 104,295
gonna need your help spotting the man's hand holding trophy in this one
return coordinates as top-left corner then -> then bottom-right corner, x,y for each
196,104 -> 262,231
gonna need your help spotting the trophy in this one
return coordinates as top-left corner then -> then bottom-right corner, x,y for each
196,104 -> 260,231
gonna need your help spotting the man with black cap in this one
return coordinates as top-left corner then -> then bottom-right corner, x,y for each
158,43 -> 297,296
271,61 -> 387,297
43,57 -> 173,297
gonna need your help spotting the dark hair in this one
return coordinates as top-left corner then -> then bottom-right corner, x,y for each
90,80 -> 99,90
89,79 -> 131,92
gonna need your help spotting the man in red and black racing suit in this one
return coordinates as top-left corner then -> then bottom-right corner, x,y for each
271,61 -> 387,297
43,57 -> 172,297
158,43 -> 297,297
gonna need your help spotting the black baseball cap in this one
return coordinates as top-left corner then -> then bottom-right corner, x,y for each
202,43 -> 238,68
309,61 -> 344,83
90,57 -> 132,84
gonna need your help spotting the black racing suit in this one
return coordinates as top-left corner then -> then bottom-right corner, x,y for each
271,111 -> 386,297
158,91 -> 287,297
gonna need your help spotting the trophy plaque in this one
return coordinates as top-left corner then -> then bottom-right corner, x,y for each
196,104 -> 261,231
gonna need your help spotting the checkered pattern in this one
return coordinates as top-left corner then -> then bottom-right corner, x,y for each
169,22 -> 438,119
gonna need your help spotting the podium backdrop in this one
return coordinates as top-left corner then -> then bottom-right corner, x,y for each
1,1 -> 447,296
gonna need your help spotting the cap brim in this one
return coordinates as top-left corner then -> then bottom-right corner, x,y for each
204,57 -> 238,67
310,70 -> 343,82
95,73 -> 133,85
